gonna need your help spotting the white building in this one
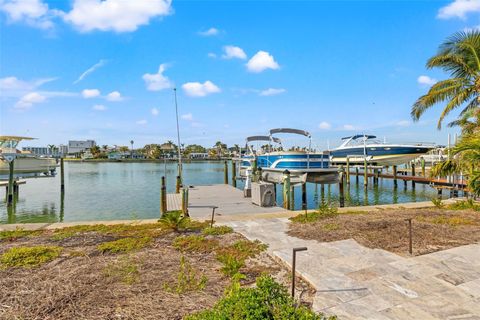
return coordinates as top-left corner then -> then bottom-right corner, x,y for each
68,140 -> 96,154
22,146 -> 66,157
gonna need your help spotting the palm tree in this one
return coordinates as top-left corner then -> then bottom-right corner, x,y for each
130,140 -> 134,158
47,144 -> 55,156
411,30 -> 480,129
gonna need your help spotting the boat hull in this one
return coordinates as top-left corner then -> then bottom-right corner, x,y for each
330,146 -> 433,166
0,157 -> 57,175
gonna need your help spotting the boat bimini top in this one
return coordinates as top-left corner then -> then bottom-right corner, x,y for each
245,135 -> 281,154
269,128 -> 311,138
0,136 -> 35,150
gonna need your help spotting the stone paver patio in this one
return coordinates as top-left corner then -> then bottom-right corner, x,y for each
224,218 -> 480,320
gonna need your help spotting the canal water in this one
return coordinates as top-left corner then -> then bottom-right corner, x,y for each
1,161 -> 442,224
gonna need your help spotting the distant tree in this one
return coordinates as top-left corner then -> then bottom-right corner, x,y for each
90,145 -> 101,157
102,145 -> 108,151
184,144 -> 207,155
118,146 -> 129,153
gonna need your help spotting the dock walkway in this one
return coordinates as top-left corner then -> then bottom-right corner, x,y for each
167,184 -> 287,219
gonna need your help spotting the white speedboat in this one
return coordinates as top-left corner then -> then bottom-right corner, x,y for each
329,134 -> 435,166
0,136 -> 57,177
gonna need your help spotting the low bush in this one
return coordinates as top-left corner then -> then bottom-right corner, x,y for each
1,246 -> 62,268
98,237 -> 152,254
185,275 -> 336,320
173,235 -> 219,253
0,228 -> 42,241
290,201 -> 338,224
431,197 -> 444,209
51,223 -> 164,240
215,240 -> 267,277
202,225 -> 233,236
447,199 -> 480,211
103,256 -> 140,285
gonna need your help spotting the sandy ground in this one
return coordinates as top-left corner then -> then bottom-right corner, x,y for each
288,208 -> 480,256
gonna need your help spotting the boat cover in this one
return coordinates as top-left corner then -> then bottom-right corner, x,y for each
269,128 -> 311,138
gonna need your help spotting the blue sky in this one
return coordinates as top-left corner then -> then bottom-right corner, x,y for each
0,0 -> 478,149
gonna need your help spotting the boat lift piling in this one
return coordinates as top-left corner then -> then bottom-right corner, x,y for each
7,160 -> 14,205
346,157 -> 350,184
338,166 -> 345,207
283,170 -> 291,210
231,161 -> 237,188
393,165 -> 398,187
411,163 -> 416,189
301,183 -> 307,210
60,157 -> 65,192
160,176 -> 167,216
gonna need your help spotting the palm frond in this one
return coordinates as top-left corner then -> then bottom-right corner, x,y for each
430,159 -> 460,177
437,88 -> 475,128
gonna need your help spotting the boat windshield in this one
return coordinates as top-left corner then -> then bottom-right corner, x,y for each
339,135 -> 383,148
0,139 -> 19,150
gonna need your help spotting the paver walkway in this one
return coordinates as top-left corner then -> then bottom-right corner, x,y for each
224,218 -> 480,320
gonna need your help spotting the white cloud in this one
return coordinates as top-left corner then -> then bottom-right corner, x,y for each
0,0 -> 57,29
222,45 -> 247,60
0,76 -> 56,96
181,113 -> 193,121
63,0 -> 172,32
343,124 -> 355,131
438,0 -> 480,19
246,51 -> 280,73
259,88 -> 286,96
151,107 -> 159,116
142,64 -> 172,91
74,59 -> 107,84
82,88 -> 101,98
207,53 -> 217,58
15,92 -> 46,109
417,75 -> 437,86
198,27 -> 219,36
396,120 -> 411,127
106,91 -> 123,101
136,119 -> 147,125
318,121 -> 332,130
92,104 -> 106,111
182,80 -> 221,97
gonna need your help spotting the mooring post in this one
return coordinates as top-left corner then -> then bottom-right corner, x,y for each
176,175 -> 181,194
355,167 -> 359,183
231,161 -> 237,188
411,163 -> 416,188
406,218 -> 413,255
283,170 -> 291,210
224,160 -> 228,184
363,159 -> 368,187
160,176 -> 167,216
7,160 -> 14,206
181,188 -> 189,216
339,168 -> 345,208
346,157 -> 350,184
301,183 -> 307,211
251,159 -> 258,182
291,247 -> 308,298
421,158 -> 425,177
210,206 -> 218,227
60,157 -> 65,192
393,165 -> 398,187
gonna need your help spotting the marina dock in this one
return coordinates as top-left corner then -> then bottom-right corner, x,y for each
167,184 -> 287,219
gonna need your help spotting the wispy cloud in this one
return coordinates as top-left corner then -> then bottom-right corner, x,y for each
92,104 -> 107,111
198,27 -> 219,36
142,64 -> 172,91
259,88 -> 286,96
342,124 -> 355,131
0,76 -> 57,97
417,75 -> 437,86
151,107 -> 159,116
222,45 -> 247,60
438,0 -> 480,19
318,121 -> 332,130
181,113 -> 193,121
15,92 -> 47,110
74,59 -> 107,84
182,81 -> 220,97
106,91 -> 123,101
136,119 -> 147,125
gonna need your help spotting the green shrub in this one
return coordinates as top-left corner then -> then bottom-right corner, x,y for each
447,199 -> 480,211
202,225 -> 233,236
158,211 -> 191,232
0,228 -> 42,241
215,240 -> 267,278
216,252 -> 244,277
185,275 -> 335,320
97,237 -> 152,254
51,223 -> 165,240
164,256 -> 207,294
431,197 -> 444,209
290,201 -> 338,224
173,235 -> 219,253
1,246 -> 62,268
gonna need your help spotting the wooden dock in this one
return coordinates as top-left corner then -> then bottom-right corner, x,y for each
348,170 -> 467,187
167,184 -> 287,219
0,180 -> 26,187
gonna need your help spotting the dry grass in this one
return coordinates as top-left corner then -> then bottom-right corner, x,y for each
288,208 -> 480,256
0,223 -> 315,319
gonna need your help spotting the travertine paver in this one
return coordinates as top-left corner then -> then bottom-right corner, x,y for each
223,217 -> 480,320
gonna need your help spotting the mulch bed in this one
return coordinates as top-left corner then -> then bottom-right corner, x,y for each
288,208 -> 480,256
0,228 -> 313,320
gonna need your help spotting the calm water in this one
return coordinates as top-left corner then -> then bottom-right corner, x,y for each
1,161 -> 443,224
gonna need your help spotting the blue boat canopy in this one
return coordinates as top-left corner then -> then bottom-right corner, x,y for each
341,134 -> 376,140
270,128 -> 311,138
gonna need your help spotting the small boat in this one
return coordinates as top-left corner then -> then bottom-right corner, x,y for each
329,134 -> 435,166
238,128 -> 339,184
0,136 -> 57,177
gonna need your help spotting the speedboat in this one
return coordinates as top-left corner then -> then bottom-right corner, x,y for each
238,128 -> 339,184
0,136 -> 57,177
329,134 -> 435,166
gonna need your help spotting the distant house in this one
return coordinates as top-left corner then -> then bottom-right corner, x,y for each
68,140 -> 96,155
108,151 -> 145,160
160,143 -> 176,158
190,152 -> 209,159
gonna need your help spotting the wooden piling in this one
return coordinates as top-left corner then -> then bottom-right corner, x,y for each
60,157 -> 65,192
339,169 -> 345,208
411,163 -> 416,188
355,167 -> 359,183
160,176 -> 167,216
373,168 -> 379,185
182,188 -> 189,216
231,161 -> 237,188
7,160 -> 14,205
421,158 -> 425,177
346,157 -> 350,184
393,165 -> 398,187
176,175 -> 181,194
301,183 -> 307,210
363,159 -> 368,187
283,170 -> 291,210
224,161 -> 228,184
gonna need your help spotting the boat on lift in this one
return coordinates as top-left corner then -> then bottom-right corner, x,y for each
329,134 -> 435,166
238,128 -> 339,184
0,136 -> 57,177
